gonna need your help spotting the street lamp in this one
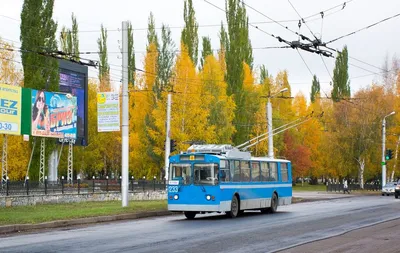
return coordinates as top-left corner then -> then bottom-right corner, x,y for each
267,88 -> 288,158
382,111 -> 395,187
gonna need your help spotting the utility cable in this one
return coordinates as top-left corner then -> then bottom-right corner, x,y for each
326,12 -> 400,44
288,0 -> 319,41
242,0 -> 313,43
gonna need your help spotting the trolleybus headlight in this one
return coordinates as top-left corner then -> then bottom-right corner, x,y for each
206,195 -> 211,201
211,196 -> 215,201
174,194 -> 179,200
169,195 -> 173,200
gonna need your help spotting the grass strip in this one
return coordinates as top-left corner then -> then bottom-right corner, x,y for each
0,200 -> 167,225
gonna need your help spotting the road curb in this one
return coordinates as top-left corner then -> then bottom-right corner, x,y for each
0,210 -> 173,234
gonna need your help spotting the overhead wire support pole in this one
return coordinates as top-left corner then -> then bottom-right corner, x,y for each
121,21 -> 129,207
164,93 -> 172,183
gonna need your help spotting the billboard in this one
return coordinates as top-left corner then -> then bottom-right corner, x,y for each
58,59 -> 88,145
0,83 -> 21,135
97,92 -> 120,132
31,90 -> 77,139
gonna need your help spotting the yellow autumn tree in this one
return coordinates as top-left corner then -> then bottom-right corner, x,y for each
157,44 -> 214,152
0,39 -> 28,180
200,54 -> 235,144
128,42 -> 160,178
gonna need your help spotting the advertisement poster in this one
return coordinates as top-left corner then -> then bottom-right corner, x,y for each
59,65 -> 87,145
97,92 -> 120,132
0,84 -> 21,135
31,90 -> 77,139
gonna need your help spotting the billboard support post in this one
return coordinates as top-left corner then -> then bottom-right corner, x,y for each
67,140 -> 74,184
25,137 -> 36,184
39,138 -> 45,185
1,135 -> 8,187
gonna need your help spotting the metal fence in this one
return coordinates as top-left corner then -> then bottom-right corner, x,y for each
0,179 -> 167,196
325,182 -> 381,192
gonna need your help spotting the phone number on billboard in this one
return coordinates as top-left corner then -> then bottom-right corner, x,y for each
0,122 -> 18,132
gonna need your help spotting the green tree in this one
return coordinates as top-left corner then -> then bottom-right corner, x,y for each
224,0 -> 254,144
200,36 -> 212,69
59,13 -> 79,61
97,24 -> 110,89
310,74 -> 320,103
20,0 -> 59,91
260,65 -> 268,84
71,13 -> 79,61
156,24 -> 175,99
331,46 -> 350,102
127,21 -> 135,87
181,0 -> 199,66
147,12 -> 159,49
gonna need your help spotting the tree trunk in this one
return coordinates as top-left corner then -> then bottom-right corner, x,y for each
356,157 -> 365,189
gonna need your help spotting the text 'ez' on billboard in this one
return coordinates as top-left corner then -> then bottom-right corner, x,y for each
0,83 -> 21,135
31,89 -> 77,139
97,92 -> 120,132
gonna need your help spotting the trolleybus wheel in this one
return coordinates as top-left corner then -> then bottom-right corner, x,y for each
267,193 -> 278,213
395,193 -> 399,199
184,211 -> 196,219
226,195 -> 240,218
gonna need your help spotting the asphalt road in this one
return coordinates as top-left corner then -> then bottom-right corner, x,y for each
1,195 -> 400,253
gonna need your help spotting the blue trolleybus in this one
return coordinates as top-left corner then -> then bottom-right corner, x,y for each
167,144 -> 292,219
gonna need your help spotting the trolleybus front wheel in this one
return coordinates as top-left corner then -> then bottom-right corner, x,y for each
226,195 -> 240,218
184,211 -> 197,219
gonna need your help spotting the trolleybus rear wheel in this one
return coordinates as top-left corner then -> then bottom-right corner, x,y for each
184,211 -> 196,219
226,195 -> 240,218
268,193 -> 278,213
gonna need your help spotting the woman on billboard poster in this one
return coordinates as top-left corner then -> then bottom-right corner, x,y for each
32,90 -> 50,133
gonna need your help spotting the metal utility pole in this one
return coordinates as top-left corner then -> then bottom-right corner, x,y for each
266,88 -> 288,158
267,100 -> 273,158
164,94 -> 172,182
382,111 -> 395,187
121,21 -> 129,207
1,135 -> 8,187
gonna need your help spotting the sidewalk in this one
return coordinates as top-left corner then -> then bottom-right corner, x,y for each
0,192 -> 375,235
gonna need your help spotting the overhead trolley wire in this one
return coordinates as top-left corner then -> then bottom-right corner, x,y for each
326,12 -> 400,44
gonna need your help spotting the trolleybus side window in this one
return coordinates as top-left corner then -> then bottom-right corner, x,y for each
268,162 -> 278,181
170,164 -> 191,185
240,161 -> 251,182
194,163 -> 219,185
229,160 -> 235,182
281,163 -> 288,182
251,161 -> 260,182
261,162 -> 268,181
233,160 -> 241,182
220,160 -> 230,182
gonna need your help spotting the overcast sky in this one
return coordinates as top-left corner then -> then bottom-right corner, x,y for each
1,0 -> 399,100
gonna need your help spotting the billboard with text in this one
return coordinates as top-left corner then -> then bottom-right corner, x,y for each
58,59 -> 88,145
0,83 -> 21,135
97,92 -> 120,132
31,90 -> 77,139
